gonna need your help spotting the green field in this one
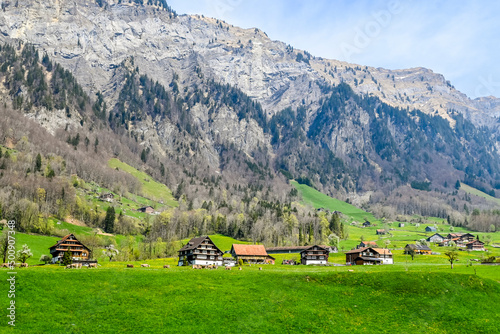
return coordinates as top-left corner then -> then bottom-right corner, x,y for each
291,181 -> 376,222
461,183 -> 500,206
108,158 -> 178,207
1,265 -> 499,333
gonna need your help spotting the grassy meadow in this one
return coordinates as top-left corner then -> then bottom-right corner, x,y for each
1,264 -> 499,333
108,158 -> 177,207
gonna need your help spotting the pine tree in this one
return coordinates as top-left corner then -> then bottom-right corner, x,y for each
35,153 -> 42,172
104,206 -> 115,233
61,249 -> 72,266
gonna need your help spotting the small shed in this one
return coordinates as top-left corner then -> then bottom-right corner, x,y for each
425,226 -> 437,232
376,229 -> 387,235
137,206 -> 155,214
99,193 -> 115,202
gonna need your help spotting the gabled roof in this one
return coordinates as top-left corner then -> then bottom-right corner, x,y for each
300,245 -> 329,253
266,245 -> 332,252
345,247 -> 392,255
361,241 -> 378,246
345,247 -> 368,254
231,244 -> 269,256
178,236 -> 222,253
428,233 -> 445,239
49,233 -> 89,251
405,244 -> 432,251
372,248 -> 392,255
466,240 -> 484,245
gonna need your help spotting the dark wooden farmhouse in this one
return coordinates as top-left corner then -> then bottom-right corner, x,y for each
300,245 -> 329,265
345,247 -> 393,265
177,236 -> 223,266
466,240 -> 485,251
49,234 -> 91,263
266,245 -> 337,254
230,244 -> 275,264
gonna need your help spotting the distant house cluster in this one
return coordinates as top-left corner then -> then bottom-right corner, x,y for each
426,233 -> 484,250
178,237 -> 338,267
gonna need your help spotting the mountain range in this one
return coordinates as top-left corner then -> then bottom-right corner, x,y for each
0,0 -> 499,217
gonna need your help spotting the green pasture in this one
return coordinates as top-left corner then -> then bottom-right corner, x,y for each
461,183 -> 500,206
291,181 -> 376,222
108,158 -> 178,207
1,264 -> 499,333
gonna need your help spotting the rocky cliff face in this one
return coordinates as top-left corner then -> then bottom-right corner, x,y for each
3,1 -> 499,123
0,0 -> 499,197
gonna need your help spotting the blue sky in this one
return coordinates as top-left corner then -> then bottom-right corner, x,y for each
167,0 -> 500,99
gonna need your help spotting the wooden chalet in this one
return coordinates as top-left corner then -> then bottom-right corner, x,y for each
178,236 -> 223,266
345,247 -> 393,265
427,233 -> 445,243
404,244 -> 432,255
466,240 -> 485,251
49,234 -> 91,263
300,245 -> 329,265
266,245 -> 337,254
376,229 -> 387,235
447,233 -> 475,243
230,244 -> 275,264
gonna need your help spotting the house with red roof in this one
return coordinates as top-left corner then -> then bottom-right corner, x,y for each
230,244 -> 275,264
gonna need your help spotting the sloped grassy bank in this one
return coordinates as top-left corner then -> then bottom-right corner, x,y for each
1,269 -> 498,333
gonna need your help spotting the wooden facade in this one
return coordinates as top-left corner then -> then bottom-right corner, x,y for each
178,236 -> 223,266
300,245 -> 329,265
466,240 -> 485,251
427,233 -> 445,243
266,245 -> 337,254
230,244 -> 275,264
405,244 -> 432,255
345,247 -> 393,265
49,234 -> 91,263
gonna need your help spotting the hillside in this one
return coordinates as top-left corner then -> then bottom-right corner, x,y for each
0,0 -> 498,216
291,180 -> 375,223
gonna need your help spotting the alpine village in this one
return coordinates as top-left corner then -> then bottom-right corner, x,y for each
0,1 -> 499,333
